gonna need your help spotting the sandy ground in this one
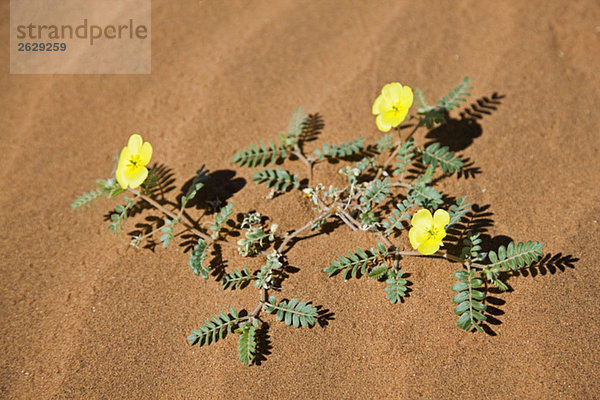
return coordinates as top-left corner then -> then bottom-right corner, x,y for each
1,1 -> 599,398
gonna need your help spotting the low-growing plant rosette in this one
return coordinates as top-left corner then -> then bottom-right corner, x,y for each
73,75 -> 548,365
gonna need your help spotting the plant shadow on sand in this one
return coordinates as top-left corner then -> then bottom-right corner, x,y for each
180,168 -> 246,211
482,253 -> 579,336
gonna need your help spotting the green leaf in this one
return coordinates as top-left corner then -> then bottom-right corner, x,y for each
381,199 -> 413,236
233,140 -> 289,167
210,202 -> 234,235
393,139 -> 415,176
486,241 -> 545,271
360,178 -> 391,206
454,301 -> 470,315
457,312 -> 472,330
236,323 -> 257,366
221,267 -> 252,290
369,264 -> 388,280
252,168 -> 299,192
452,267 -> 486,332
106,197 -> 135,236
452,281 -> 468,292
188,307 -> 241,348
454,270 -> 469,280
72,178 -> 123,209
447,196 -> 471,229
436,76 -> 473,112
385,270 -> 407,304
415,88 -> 446,128
471,300 -> 486,312
264,296 -> 318,328
471,289 -> 485,300
324,247 -> 380,279
407,182 -> 443,209
421,142 -> 463,174
285,108 -> 307,144
313,138 -> 365,160
452,291 -> 469,304
376,133 -> 394,152
189,238 -> 210,279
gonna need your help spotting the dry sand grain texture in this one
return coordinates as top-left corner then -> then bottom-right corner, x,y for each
1,1 -> 599,399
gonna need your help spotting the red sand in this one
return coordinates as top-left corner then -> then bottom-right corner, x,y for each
1,1 -> 599,398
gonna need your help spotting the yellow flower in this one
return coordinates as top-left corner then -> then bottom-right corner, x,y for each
408,208 -> 449,255
115,134 -> 153,189
372,82 -> 414,132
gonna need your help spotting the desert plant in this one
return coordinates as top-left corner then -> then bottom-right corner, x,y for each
73,77 -> 545,365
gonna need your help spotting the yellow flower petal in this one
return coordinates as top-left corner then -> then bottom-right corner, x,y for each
379,110 -> 402,129
117,146 -> 129,168
116,164 -> 128,189
390,108 -> 409,128
123,166 -> 148,189
381,82 -> 403,104
432,227 -> 447,243
433,209 -> 450,229
409,226 -> 425,249
127,134 -> 143,154
372,94 -> 387,115
375,113 -> 393,132
139,142 -> 152,165
411,209 -> 433,230
399,85 -> 414,109
418,239 -> 441,255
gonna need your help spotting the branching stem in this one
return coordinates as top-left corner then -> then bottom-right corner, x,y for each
277,211 -> 333,253
293,144 -> 314,187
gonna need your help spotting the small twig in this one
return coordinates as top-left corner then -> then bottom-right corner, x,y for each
339,210 -> 363,230
277,211 -> 333,252
251,288 -> 267,318
388,182 -> 411,189
377,232 -> 393,248
293,144 -> 314,187
394,249 -> 486,268
337,211 -> 358,231
128,188 -> 239,251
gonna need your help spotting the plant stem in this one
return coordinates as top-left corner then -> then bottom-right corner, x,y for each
394,249 -> 486,268
293,144 -> 314,187
277,211 -> 333,253
127,188 -> 239,251
251,288 -> 267,317
337,210 -> 359,231
388,182 -> 411,189
377,233 -> 393,248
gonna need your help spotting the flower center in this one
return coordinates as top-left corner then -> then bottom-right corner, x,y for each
425,226 -> 440,239
127,154 -> 142,168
